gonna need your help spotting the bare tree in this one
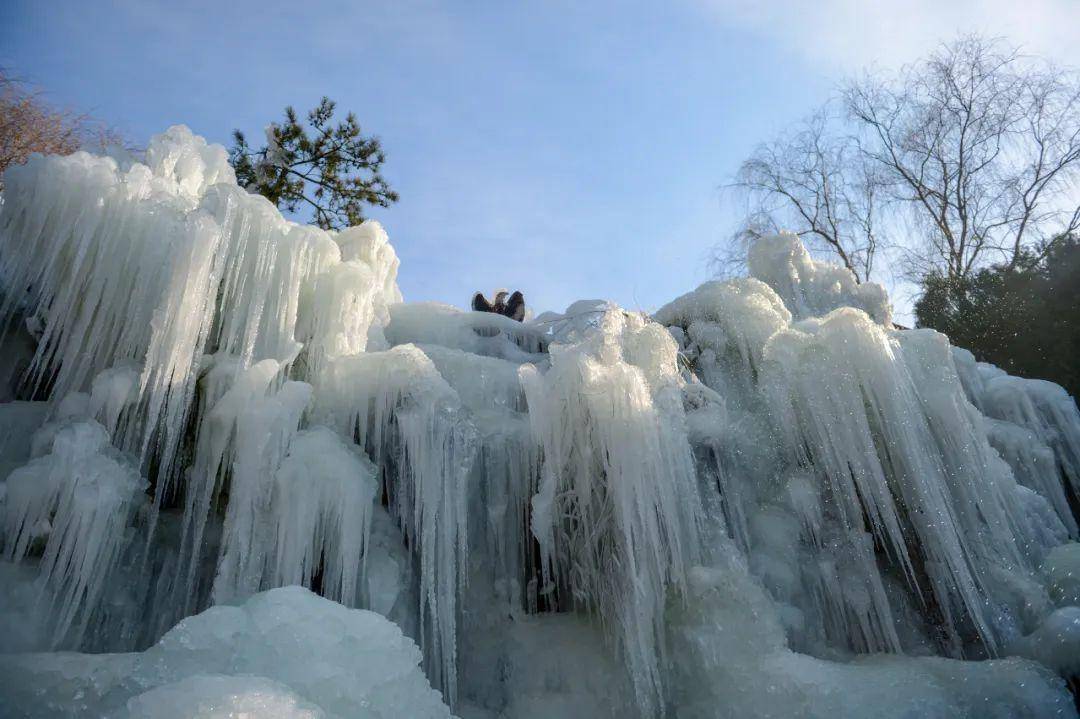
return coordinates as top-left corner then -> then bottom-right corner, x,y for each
0,71 -> 127,189
844,35 -> 1080,281
731,108 -> 886,282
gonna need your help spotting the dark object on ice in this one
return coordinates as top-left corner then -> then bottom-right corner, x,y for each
471,290 -> 526,322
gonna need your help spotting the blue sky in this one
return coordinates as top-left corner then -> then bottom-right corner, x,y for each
3,0 -> 1079,319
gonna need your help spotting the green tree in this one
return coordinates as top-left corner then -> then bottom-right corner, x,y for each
229,97 -> 398,230
915,235 -> 1080,399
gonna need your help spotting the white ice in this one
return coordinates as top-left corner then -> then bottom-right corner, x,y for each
1,127 -> 1079,719
0,586 -> 452,719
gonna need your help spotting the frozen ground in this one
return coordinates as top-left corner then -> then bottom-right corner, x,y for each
0,127 -> 1078,717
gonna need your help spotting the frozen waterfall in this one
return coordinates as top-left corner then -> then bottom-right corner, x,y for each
0,128 -> 1078,718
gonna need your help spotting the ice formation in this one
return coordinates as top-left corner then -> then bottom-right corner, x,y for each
0,586 -> 452,718
1,129 -> 1078,718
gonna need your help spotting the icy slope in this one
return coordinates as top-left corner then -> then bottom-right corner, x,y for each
0,127 -> 1078,718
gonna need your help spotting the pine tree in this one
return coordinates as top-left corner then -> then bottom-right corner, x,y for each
229,97 -> 398,230
915,236 -> 1080,400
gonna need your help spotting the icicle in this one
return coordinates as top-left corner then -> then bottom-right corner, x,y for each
418,344 -> 540,607
199,184 -> 340,370
980,375 -> 1080,501
1,420 -> 145,647
520,308 -> 703,714
4,135 -> 1080,719
311,344 -> 476,706
210,378 -> 312,603
268,426 -> 378,607
761,313 -> 1006,652
986,418 -> 1077,537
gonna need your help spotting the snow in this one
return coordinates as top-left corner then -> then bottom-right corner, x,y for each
747,231 -> 892,326
122,675 -> 326,719
0,586 -> 452,719
1,127 -> 1079,718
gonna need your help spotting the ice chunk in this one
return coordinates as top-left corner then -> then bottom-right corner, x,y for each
987,419 -> 1077,537
980,374 -> 1080,502
0,401 -> 49,481
332,220 -> 402,307
458,607 -> 636,719
88,365 -> 140,435
365,503 -> 413,620
385,302 -> 548,362
142,125 -> 236,199
655,278 -> 790,377
205,370 -> 313,604
0,560 -> 48,652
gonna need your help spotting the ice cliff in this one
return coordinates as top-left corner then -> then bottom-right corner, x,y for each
0,127 -> 1078,718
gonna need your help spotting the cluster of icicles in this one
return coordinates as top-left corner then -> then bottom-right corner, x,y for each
1,127 -> 1079,715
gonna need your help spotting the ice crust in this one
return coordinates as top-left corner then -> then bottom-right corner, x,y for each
1,127 -> 1078,718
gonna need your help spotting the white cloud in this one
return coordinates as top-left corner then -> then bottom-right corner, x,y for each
701,0 -> 1080,72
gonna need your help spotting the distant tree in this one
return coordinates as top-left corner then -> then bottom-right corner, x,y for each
915,234 -> 1080,398
845,35 -> 1080,283
725,35 -> 1080,287
229,97 -> 398,230
730,107 -> 886,282
0,71 -> 124,189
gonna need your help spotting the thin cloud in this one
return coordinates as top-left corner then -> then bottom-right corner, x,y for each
699,0 -> 1080,72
